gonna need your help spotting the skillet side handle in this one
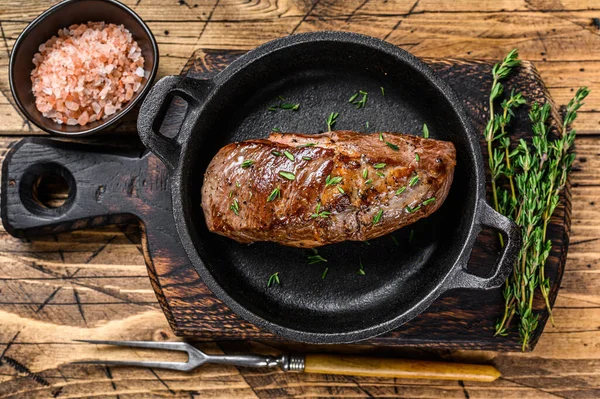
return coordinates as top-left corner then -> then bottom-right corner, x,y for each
449,201 -> 522,290
137,75 -> 211,171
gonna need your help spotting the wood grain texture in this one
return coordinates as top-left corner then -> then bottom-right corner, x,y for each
0,0 -> 598,398
303,354 -> 502,382
1,0 -> 600,134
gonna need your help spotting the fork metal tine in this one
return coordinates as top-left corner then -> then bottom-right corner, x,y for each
75,339 -> 195,353
73,360 -> 195,371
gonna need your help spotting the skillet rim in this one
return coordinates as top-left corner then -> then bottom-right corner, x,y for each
170,31 -> 485,343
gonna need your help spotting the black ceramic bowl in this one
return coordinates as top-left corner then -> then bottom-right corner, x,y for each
138,32 -> 521,343
9,0 -> 158,136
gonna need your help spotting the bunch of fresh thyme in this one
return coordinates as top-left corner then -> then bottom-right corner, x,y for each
484,49 -> 590,350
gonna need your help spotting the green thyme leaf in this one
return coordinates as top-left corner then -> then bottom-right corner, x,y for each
337,186 -> 345,194
380,86 -> 385,96
365,179 -> 372,185
279,171 -> 296,180
422,123 -> 429,138
311,202 -> 331,218
396,186 -> 406,195
321,267 -> 329,279
379,132 -> 384,141
272,127 -> 281,132
284,151 -> 295,161
280,103 -> 299,110
326,112 -> 339,132
373,209 -> 383,224
363,169 -> 368,179
376,171 -> 385,178
349,92 -> 359,103
405,204 -> 421,213
351,91 -> 368,109
308,249 -> 328,264
267,272 -> 280,287
409,175 -> 419,187
422,197 -> 436,206
299,142 -> 316,147
241,159 -> 255,169
267,187 -> 281,202
374,163 -> 386,169
230,198 -> 240,215
386,142 -> 399,151
325,175 -> 342,186
415,153 -> 420,162
271,150 -> 281,156
302,156 -> 312,161
358,258 -> 366,275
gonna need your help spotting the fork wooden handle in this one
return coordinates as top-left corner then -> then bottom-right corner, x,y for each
304,354 -> 501,382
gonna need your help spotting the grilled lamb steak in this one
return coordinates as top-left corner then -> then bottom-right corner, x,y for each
201,131 -> 456,248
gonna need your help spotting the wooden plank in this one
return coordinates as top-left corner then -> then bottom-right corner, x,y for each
2,0 -> 600,22
0,6 -> 599,134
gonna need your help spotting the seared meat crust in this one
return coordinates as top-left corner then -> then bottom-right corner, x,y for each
201,131 -> 456,248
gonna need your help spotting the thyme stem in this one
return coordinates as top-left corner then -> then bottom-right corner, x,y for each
483,49 -> 520,247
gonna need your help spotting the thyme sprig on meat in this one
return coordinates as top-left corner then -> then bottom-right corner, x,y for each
325,175 -> 342,186
326,112 -> 339,131
311,202 -> 331,218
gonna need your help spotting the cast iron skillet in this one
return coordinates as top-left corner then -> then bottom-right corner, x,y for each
138,32 -> 521,343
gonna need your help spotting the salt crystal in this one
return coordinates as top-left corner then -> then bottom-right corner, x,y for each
78,111 -> 89,126
99,86 -> 110,99
65,101 -> 79,111
31,22 -> 145,126
104,103 -> 117,116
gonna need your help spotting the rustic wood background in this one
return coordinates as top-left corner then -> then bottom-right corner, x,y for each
0,0 -> 599,398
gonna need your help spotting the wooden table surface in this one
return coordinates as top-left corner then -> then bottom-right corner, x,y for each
1,1 -> 600,398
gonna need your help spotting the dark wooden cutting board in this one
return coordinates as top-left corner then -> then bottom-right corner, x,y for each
1,49 -> 568,351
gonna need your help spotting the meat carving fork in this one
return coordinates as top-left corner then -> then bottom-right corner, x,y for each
75,340 -> 501,382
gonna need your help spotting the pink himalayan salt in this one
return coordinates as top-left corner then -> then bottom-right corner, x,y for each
31,22 -> 146,127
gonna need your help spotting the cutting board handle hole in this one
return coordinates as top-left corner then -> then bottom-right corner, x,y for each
18,162 -> 76,217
